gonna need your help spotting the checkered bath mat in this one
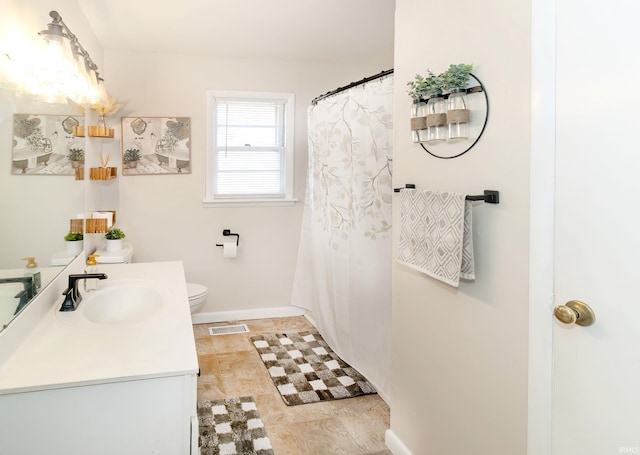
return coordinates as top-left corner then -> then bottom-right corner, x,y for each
251,331 -> 377,406
198,396 -> 274,455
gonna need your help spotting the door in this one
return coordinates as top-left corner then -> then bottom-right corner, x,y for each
553,1 -> 640,453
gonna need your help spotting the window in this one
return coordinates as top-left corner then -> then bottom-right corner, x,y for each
204,90 -> 296,206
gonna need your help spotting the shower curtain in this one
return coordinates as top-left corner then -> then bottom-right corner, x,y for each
291,74 -> 394,398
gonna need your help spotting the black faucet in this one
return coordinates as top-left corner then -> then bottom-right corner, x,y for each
60,273 -> 108,312
0,276 -> 35,299
0,276 -> 35,315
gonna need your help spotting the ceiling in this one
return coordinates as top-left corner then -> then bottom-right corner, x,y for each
78,0 -> 395,66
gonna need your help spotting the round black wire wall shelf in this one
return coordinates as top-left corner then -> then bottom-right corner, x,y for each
417,73 -> 489,159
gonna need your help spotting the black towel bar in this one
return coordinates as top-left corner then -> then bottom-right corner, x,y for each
393,185 -> 500,204
393,184 -> 416,192
466,190 -> 499,204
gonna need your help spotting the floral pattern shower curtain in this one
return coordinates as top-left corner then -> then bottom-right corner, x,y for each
291,75 -> 394,397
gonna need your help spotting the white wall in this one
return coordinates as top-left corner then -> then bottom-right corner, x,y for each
388,0 -> 531,453
103,52 -> 388,313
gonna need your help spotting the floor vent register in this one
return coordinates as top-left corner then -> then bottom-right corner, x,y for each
208,324 -> 250,336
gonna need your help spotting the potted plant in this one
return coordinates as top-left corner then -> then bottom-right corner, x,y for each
105,227 -> 126,253
423,70 -> 447,144
406,73 -> 430,102
64,232 -> 83,255
442,63 -> 474,142
123,148 -> 141,169
407,74 -> 429,143
441,63 -> 474,92
67,148 -> 85,168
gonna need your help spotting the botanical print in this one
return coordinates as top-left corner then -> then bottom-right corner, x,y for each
11,114 -> 84,175
121,117 -> 191,175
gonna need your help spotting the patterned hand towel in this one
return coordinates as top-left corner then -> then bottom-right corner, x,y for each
397,189 -> 474,287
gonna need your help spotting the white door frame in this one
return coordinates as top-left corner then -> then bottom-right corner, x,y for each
528,0 -> 556,453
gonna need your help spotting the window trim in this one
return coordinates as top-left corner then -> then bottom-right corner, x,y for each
203,90 -> 297,207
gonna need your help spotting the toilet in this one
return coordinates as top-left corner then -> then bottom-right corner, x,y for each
186,282 -> 208,314
94,242 -> 207,314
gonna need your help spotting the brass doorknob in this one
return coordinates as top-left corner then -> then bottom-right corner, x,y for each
553,300 -> 596,327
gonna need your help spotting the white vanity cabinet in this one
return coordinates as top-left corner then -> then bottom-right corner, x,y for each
0,261 -> 199,455
0,373 -> 198,454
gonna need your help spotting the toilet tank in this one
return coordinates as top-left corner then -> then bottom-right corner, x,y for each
95,243 -> 134,264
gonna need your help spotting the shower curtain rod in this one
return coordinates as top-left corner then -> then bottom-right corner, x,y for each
311,68 -> 394,105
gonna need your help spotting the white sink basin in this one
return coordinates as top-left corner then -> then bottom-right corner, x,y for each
57,280 -> 166,327
83,284 -> 164,324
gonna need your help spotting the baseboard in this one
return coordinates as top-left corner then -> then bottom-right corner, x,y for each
190,306 -> 306,324
376,389 -> 390,406
302,312 -> 317,327
385,430 -> 413,455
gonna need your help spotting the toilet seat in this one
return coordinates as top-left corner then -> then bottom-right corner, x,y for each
187,282 -> 207,301
186,282 -> 208,316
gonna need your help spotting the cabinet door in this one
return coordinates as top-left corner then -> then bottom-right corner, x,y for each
0,375 -> 197,454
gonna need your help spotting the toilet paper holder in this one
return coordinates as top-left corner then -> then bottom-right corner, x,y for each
216,229 -> 240,247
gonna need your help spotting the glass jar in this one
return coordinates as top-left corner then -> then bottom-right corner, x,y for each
447,89 -> 470,142
426,94 -> 447,144
410,101 -> 428,143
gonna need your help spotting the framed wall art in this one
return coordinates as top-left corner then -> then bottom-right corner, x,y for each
11,113 -> 85,175
121,117 -> 191,175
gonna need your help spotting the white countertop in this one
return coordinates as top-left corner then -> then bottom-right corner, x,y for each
0,261 -> 199,395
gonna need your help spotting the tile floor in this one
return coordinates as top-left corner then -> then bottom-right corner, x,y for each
193,316 -> 392,455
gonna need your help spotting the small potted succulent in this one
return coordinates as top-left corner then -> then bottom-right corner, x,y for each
67,148 -> 85,168
123,148 -> 141,169
105,227 -> 126,252
64,232 -> 83,255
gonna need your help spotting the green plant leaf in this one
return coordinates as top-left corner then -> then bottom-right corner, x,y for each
105,227 -> 126,240
441,63 -> 474,90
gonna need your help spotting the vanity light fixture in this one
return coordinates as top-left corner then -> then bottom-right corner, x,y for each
0,11 -> 107,104
37,10 -> 107,104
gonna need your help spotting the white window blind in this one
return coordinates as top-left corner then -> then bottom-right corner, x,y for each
215,149 -> 282,195
214,98 -> 287,197
216,100 -> 285,147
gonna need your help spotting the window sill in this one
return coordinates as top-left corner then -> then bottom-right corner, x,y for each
202,198 -> 298,208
